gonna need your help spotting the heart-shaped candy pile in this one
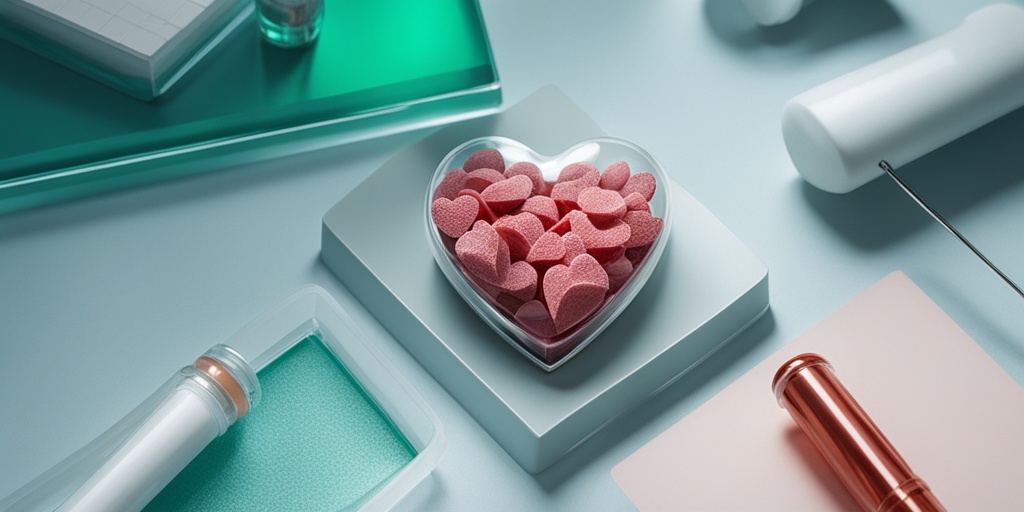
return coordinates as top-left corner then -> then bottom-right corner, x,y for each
425,138 -> 671,370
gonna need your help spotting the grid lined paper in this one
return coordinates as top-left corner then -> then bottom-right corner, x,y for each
23,0 -> 214,56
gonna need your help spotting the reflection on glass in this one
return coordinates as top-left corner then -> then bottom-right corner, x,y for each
258,0 -> 325,48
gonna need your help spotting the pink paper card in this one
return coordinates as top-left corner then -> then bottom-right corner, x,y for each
612,271 -> 1024,510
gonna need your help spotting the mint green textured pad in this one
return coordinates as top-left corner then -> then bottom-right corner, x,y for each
146,334 -> 416,511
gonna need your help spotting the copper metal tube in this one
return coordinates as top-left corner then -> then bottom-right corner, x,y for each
772,353 -> 946,512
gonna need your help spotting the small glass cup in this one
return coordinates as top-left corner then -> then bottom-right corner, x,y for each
425,137 -> 673,371
257,0 -> 324,48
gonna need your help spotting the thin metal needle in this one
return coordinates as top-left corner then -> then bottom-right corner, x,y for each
879,160 -> 1024,300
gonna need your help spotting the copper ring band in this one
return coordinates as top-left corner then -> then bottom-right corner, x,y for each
194,356 -> 249,418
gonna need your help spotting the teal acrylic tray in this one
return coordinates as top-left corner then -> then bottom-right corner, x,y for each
148,286 -> 445,511
0,0 -> 500,215
0,286 -> 444,511
146,333 -> 418,511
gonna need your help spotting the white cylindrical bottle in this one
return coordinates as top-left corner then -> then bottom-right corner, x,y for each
782,4 -> 1024,193
740,0 -> 806,26
57,345 -> 260,512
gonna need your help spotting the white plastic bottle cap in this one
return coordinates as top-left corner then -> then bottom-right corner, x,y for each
740,0 -> 805,26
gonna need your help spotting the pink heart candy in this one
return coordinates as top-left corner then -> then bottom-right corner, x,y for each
526,231 -> 567,267
518,195 -> 560,229
623,191 -> 651,212
464,168 -> 505,193
463,148 -> 506,173
456,189 -> 498,224
455,220 -> 510,286
514,300 -> 556,338
500,260 -> 539,302
623,210 -> 664,248
431,195 -> 479,238
578,186 -> 627,222
504,161 -> 546,196
493,211 -> 544,262
547,210 -> 578,236
543,254 -> 610,334
568,211 -> 631,250
481,174 -> 533,215
599,161 -> 630,191
588,245 -> 626,266
550,180 -> 594,216
625,244 -> 652,266
557,162 -> 600,184
619,171 -> 657,201
561,231 -> 587,266
551,163 -> 601,216
433,168 -> 467,200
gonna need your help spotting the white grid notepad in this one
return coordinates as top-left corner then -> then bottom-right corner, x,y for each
24,0 -> 215,56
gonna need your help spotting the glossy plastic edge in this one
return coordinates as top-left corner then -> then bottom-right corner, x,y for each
0,0 -> 502,216
218,285 -> 445,512
0,0 -> 252,100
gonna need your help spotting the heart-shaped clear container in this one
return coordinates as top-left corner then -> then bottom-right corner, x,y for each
424,137 -> 672,371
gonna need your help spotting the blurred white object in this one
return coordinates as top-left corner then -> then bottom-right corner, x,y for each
782,4 -> 1024,193
739,0 -> 805,26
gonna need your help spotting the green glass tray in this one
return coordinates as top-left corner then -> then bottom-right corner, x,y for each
0,0 -> 500,215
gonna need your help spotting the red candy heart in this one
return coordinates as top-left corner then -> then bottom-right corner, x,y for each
515,300 -> 556,338
619,172 -> 657,201
599,161 -> 630,191
623,192 -> 651,212
456,189 -> 498,224
505,161 -> 546,196
548,210 -> 577,236
577,186 -> 627,222
494,212 -> 545,262
455,220 -> 510,286
623,210 -> 664,248
518,195 -> 560,229
543,254 -> 610,334
481,174 -> 533,215
625,244 -> 652,266
568,211 -> 631,250
500,260 -> 539,302
464,168 -> 505,193
464,148 -> 505,173
557,162 -> 600,184
526,231 -> 567,267
434,168 -> 468,200
551,163 -> 601,216
561,231 -> 587,266
431,195 -> 479,238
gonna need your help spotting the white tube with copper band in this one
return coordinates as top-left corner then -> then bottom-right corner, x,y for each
57,345 -> 260,512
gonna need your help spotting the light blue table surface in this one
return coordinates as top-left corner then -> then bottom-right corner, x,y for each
3,1 -> 1024,510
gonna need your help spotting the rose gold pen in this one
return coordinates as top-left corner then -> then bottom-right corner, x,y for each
773,353 -> 946,512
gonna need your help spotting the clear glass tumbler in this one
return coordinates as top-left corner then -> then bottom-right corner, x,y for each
257,0 -> 325,48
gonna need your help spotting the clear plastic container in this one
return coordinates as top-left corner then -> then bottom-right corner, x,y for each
424,137 -> 673,371
188,285 -> 445,511
0,286 -> 444,511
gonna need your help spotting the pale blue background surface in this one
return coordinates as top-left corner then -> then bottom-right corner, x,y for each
3,1 -> 1024,509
